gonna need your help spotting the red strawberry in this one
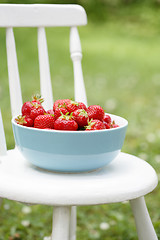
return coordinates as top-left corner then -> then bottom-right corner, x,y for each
72,109 -> 89,128
104,114 -> 111,124
46,109 -> 54,115
34,115 -> 55,129
77,102 -> 87,111
15,115 -> 33,127
31,94 -> 44,105
103,114 -> 112,129
110,120 -> 119,128
66,100 -> 87,113
85,119 -> 105,131
30,106 -> 45,121
54,107 -> 68,120
54,118 -> 78,131
87,105 -> 105,121
54,113 -> 78,131
21,94 -> 44,117
103,121 -> 111,129
111,123 -> 119,128
53,99 -> 70,111
21,101 -> 34,117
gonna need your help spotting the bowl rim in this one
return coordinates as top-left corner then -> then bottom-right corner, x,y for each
12,113 -> 128,134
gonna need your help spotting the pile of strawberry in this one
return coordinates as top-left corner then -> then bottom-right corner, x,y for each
15,95 -> 119,131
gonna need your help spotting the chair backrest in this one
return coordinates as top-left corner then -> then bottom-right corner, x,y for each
0,4 -> 88,118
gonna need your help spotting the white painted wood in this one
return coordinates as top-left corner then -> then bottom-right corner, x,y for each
52,206 -> 71,240
38,27 -> 53,109
70,27 -> 88,106
0,110 -> 7,156
6,27 -> 22,117
0,4 -> 87,27
69,206 -> 77,240
0,150 -> 157,206
0,110 -> 6,207
130,197 -> 158,240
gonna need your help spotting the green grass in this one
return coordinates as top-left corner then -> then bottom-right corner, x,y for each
0,6 -> 160,240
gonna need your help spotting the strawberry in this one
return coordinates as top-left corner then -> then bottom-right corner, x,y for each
111,123 -> 119,128
46,109 -> 54,115
30,106 -> 45,121
21,94 -> 44,117
77,102 -> 87,111
21,101 -> 34,117
54,107 -> 68,120
15,115 -> 33,127
31,94 -> 44,105
34,114 -> 55,129
103,114 -> 112,129
19,96 -> 120,131
54,118 -> 78,131
85,119 -> 105,131
66,100 -> 87,113
53,99 -> 70,111
110,120 -> 119,128
103,114 -> 111,124
103,121 -> 111,129
54,113 -> 78,131
112,124 -> 119,128
72,109 -> 89,128
87,105 -> 105,121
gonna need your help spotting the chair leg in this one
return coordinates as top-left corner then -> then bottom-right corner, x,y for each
130,196 -> 158,240
51,206 -> 71,240
69,206 -> 77,240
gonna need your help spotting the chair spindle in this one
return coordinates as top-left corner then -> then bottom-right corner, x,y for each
38,27 -> 53,110
70,27 -> 88,106
0,109 -> 7,156
6,27 -> 23,117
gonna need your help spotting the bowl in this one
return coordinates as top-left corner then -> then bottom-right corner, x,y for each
12,114 -> 128,172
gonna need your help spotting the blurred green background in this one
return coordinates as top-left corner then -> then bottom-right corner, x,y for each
0,1 -> 160,239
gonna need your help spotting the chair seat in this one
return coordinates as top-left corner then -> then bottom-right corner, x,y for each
0,148 -> 158,206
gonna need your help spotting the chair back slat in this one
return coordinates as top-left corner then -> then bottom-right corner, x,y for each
0,4 -> 87,27
0,110 -> 7,156
6,27 -> 23,117
38,27 -> 53,110
70,27 -> 88,106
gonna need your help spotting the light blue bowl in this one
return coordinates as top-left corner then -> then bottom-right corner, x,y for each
12,114 -> 128,172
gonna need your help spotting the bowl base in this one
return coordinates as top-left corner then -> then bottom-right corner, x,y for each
33,164 -> 103,174
22,149 -> 120,173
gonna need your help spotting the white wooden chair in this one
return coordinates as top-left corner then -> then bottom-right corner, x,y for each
0,4 -> 158,240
